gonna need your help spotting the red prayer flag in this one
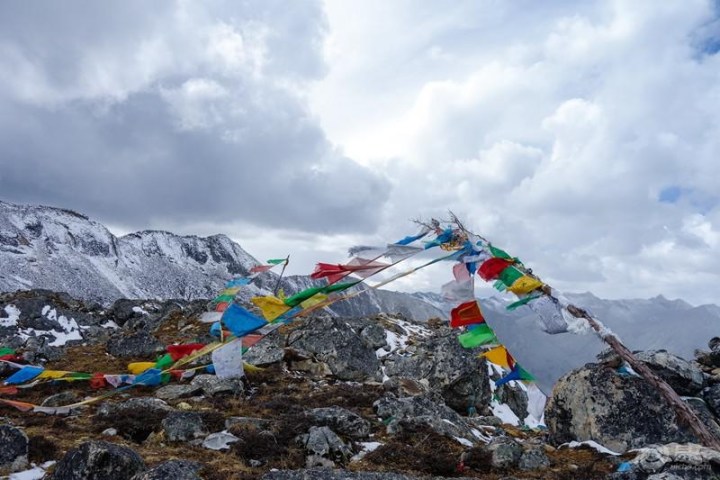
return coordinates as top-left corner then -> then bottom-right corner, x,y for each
478,258 -> 513,281
167,343 -> 206,361
250,264 -> 274,274
90,373 -> 107,389
214,301 -> 230,312
0,386 -> 18,395
450,301 -> 485,328
242,334 -> 264,349
311,258 -> 388,283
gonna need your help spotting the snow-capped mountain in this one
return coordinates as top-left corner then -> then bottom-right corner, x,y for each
0,200 -> 444,319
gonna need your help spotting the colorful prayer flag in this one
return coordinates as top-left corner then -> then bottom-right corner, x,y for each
450,301 -> 485,328
457,324 -> 498,349
221,304 -> 268,337
251,295 -> 291,321
507,276 -> 543,295
478,258 -> 514,281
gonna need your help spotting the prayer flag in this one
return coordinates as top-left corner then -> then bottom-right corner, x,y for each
478,258 -> 514,281
450,301 -> 485,328
251,295 -> 291,321
212,338 -> 244,380
249,264 -> 274,274
497,266 -> 524,287
506,294 -> 542,311
167,343 -> 206,362
128,362 -> 155,375
4,366 -> 44,385
222,304 -> 268,337
267,258 -> 287,265
225,278 -> 251,288
441,279 -> 475,303
458,324 -> 498,349
394,227 -> 431,245
480,346 -> 513,369
527,296 -> 568,334
507,276 -> 543,295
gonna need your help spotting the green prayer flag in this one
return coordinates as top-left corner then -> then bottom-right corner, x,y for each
213,294 -> 235,303
0,347 -> 15,356
517,365 -> 535,381
493,280 -> 507,291
497,266 -> 523,287
458,325 -> 498,349
489,245 -> 513,260
267,258 -> 286,265
154,353 -> 174,370
322,281 -> 360,293
68,372 -> 92,380
506,294 -> 542,311
284,281 -> 360,307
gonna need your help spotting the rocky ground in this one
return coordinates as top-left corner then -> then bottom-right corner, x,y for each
1,289 -> 719,479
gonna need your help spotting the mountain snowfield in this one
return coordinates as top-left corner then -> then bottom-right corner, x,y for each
1,199 -> 718,389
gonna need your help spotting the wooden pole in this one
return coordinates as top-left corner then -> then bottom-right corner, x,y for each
564,303 -> 720,451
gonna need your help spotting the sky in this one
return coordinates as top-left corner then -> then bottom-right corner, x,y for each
1,0 -> 720,304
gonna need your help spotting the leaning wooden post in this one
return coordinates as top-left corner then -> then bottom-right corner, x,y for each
563,302 -> 720,451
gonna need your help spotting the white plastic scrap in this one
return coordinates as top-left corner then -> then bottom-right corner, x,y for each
202,431 -> 240,450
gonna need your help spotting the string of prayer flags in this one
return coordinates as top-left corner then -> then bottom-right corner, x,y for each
267,258 -> 287,265
450,301 -> 485,328
311,258 -> 388,284
225,278 -> 251,288
249,258 -> 288,274
167,344 -> 206,362
36,370 -> 72,380
457,324 -> 498,349
423,228 -> 454,249
506,293 -> 542,311
221,304 -> 268,338
384,244 -> 423,262
497,266 -> 524,288
283,282 -> 358,308
128,362 -> 155,375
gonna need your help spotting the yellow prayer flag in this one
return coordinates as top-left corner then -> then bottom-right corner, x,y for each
507,276 -> 543,295
128,362 -> 156,375
251,295 -> 290,321
221,287 -> 242,296
37,370 -> 72,379
300,294 -> 328,309
480,345 -> 512,369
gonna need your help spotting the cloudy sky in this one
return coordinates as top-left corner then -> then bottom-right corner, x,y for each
1,0 -> 719,304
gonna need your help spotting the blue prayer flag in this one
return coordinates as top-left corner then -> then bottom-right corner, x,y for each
221,304 -> 268,337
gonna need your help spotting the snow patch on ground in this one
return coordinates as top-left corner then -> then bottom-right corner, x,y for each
454,436 -> 473,447
559,440 -> 621,456
132,305 -> 149,315
1,304 -> 21,327
9,461 -> 56,480
351,441 -> 384,461
101,320 -> 120,329
17,307 -> 83,347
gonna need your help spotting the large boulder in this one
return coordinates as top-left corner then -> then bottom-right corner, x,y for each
635,350 -> 705,395
161,412 -> 208,442
131,460 -> 202,480
285,316 -> 381,381
374,393 -> 481,445
50,441 -> 146,480
382,330 -> 491,414
546,364 -> 696,453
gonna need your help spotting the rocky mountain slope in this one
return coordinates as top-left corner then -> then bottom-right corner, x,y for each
0,200 -> 444,320
1,289 -> 720,479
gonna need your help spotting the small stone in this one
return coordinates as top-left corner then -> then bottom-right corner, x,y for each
41,391 -> 79,408
161,412 -> 208,442
102,428 -> 118,437
518,446 -> 551,470
202,432 -> 239,450
155,384 -> 201,401
485,436 -> 522,469
306,407 -> 371,439
190,374 -> 243,396
176,402 -> 193,411
298,426 -> 351,459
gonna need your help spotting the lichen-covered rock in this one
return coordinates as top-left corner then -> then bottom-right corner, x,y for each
518,445 -> 550,470
244,330 -> 285,366
286,316 -> 381,381
297,426 -> 351,459
131,460 -> 202,480
306,407 -> 371,439
382,331 -> 491,414
635,350 -> 705,395
190,374 -> 243,396
702,383 -> 720,417
0,424 -> 28,473
106,331 -> 164,358
50,440 -> 146,480
484,436 -> 522,469
545,364 -> 695,453
374,393 -> 480,444
161,412 -> 208,442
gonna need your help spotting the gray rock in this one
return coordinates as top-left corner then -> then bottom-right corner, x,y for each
154,384 -> 202,401
286,316 -> 381,381
382,377 -> 429,397
97,398 -> 174,420
646,473 -> 684,480
42,391 -> 79,407
244,330 -> 285,366
545,364 -> 696,453
106,331 -> 164,358
359,323 -> 388,349
306,407 -> 371,439
382,331 -> 491,414
0,425 -> 28,473
131,460 -> 202,480
518,445 -> 550,470
374,393 -> 479,444
497,383 -> 529,422
225,416 -> 273,430
297,426 -> 351,459
702,383 -> 720,417
685,397 -> 720,439
107,299 -> 146,327
50,440 -> 146,480
636,350 -> 705,395
485,436 -> 522,469
190,374 -> 243,396
161,412 -> 208,442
